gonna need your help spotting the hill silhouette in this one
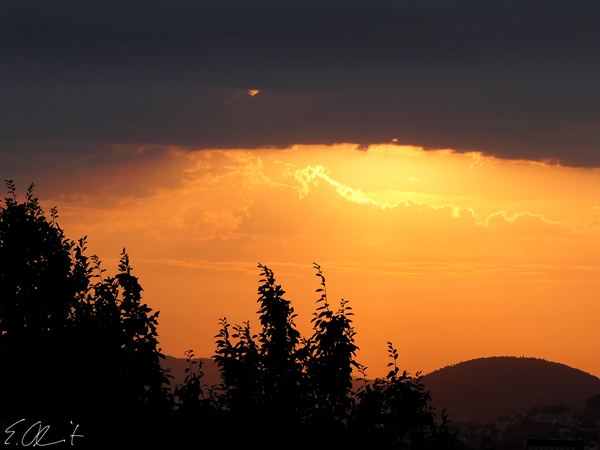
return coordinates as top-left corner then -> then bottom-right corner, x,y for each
160,354 -> 600,450
420,356 -> 600,420
163,354 -> 600,422
162,355 -> 222,392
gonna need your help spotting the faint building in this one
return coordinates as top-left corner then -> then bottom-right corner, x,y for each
557,427 -> 571,437
495,419 -> 512,432
526,438 -> 584,450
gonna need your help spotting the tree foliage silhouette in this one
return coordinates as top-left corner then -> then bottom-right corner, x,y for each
304,263 -> 358,429
350,342 -> 461,449
68,249 -> 173,419
0,182 -> 172,448
2,181 -> 466,449
211,262 -> 465,449
587,393 -> 600,411
213,264 -> 307,447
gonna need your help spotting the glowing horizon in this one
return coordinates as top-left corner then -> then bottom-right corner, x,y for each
37,143 -> 600,379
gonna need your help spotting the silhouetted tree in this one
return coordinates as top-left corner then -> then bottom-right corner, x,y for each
174,350 -> 205,413
172,349 -> 221,446
586,394 -> 600,411
349,342 -> 438,449
0,182 -> 172,448
212,262 -> 464,449
67,249 -> 174,444
304,263 -> 359,439
1,182 -> 82,431
255,264 -> 304,421
2,181 -> 467,449
214,264 -> 307,448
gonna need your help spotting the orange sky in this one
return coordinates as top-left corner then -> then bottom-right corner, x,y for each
45,144 -> 600,379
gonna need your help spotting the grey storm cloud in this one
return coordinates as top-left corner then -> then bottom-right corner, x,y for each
1,0 -> 600,167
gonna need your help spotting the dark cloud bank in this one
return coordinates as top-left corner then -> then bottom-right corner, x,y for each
2,0 -> 600,168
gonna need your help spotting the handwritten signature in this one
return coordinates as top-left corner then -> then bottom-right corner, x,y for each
3,419 -> 83,447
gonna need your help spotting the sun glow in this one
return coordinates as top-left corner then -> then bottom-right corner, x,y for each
46,144 -> 600,378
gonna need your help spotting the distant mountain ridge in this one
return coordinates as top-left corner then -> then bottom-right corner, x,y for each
420,356 -> 600,420
162,355 -> 222,391
161,355 -> 600,422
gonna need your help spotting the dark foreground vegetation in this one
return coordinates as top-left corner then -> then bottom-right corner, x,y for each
1,182 -> 467,449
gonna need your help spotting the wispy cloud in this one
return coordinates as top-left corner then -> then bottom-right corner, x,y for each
137,258 -> 600,283
288,164 -> 562,230
482,211 -> 562,227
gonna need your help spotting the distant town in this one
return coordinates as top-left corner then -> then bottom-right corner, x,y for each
450,401 -> 600,450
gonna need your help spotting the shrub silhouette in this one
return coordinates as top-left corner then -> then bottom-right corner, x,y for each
0,182 -> 172,448
350,343 -> 462,449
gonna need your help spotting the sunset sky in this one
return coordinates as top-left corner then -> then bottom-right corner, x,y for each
2,0 -> 599,379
